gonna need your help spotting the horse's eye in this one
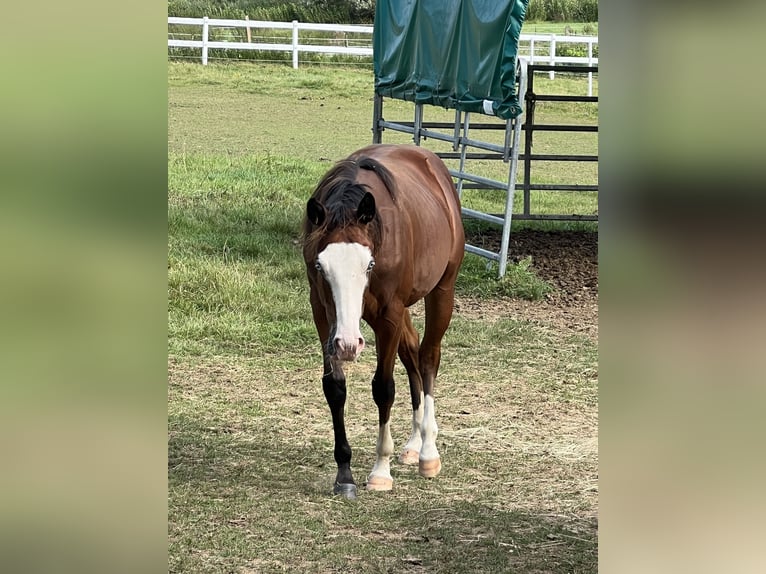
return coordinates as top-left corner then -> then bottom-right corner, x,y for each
314,261 -> 322,271
367,260 -> 375,271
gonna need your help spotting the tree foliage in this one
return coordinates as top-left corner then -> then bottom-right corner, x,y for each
168,0 -> 597,24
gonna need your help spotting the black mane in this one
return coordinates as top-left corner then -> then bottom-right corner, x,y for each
322,178 -> 373,230
302,156 -> 397,256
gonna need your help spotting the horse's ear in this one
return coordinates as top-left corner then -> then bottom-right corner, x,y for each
356,192 -> 376,224
307,197 -> 326,226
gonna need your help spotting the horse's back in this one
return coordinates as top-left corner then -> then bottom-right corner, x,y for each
351,144 -> 463,250
350,145 -> 464,298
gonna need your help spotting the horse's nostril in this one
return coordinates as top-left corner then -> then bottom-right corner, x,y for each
332,336 -> 364,359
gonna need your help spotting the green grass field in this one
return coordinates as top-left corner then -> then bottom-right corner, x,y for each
169,61 -> 598,227
168,61 -> 597,573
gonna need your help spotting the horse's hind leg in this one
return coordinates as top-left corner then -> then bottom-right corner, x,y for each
397,308 -> 424,466
418,276 -> 459,478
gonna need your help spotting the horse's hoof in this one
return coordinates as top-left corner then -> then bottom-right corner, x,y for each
419,457 -> 441,478
398,449 -> 420,465
366,475 -> 393,491
333,482 -> 358,500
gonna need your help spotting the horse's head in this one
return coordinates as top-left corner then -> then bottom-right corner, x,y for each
305,190 -> 377,362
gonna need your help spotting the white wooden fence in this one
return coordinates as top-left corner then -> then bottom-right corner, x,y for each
168,17 -> 374,69
168,17 -> 598,94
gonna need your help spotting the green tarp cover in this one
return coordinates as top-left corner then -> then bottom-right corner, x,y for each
374,0 -> 529,119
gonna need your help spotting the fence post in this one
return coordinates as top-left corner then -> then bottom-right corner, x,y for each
587,39 -> 594,97
245,15 -> 251,44
292,20 -> 299,69
202,16 -> 209,65
549,33 -> 556,79
530,37 -> 535,64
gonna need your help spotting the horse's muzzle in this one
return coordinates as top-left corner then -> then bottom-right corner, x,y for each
331,335 -> 365,362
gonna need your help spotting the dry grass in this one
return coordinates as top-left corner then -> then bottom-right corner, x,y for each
168,292 -> 598,572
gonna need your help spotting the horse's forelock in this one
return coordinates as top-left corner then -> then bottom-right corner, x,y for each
324,181 -> 370,226
302,156 -> 392,259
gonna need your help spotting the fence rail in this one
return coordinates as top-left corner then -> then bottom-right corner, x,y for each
168,17 -> 598,92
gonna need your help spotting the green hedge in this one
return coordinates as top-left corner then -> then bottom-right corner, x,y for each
168,0 -> 597,24
167,0 -> 375,23
526,0 -> 598,22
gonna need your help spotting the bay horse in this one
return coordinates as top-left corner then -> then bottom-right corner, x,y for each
302,144 -> 464,499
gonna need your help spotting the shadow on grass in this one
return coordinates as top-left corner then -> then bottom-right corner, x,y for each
168,412 -> 597,574
168,199 -> 303,263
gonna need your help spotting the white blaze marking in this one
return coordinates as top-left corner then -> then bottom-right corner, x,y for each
420,395 -> 440,462
316,242 -> 373,359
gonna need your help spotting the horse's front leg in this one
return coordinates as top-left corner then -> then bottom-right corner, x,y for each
311,286 -> 357,499
366,305 -> 404,492
322,356 -> 357,499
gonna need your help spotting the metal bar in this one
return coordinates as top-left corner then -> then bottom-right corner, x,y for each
464,244 -> 501,261
458,183 -> 598,191
371,93 -> 383,144
534,95 -> 598,103
377,120 -> 415,135
459,183 -> 522,190
458,136 -> 507,155
503,117 -> 513,162
413,104 -> 423,145
437,152 -> 505,160
448,170 -> 507,190
511,214 -> 598,221
452,109 -> 461,152
389,121 -> 508,130
456,111 -> 469,199
523,154 -> 599,162
527,184 -> 598,191
529,64 -> 598,72
383,121 -> 597,133
418,127 -> 462,145
529,124 -> 598,132
496,59 -> 526,277
523,64 -> 535,217
461,208 -> 506,226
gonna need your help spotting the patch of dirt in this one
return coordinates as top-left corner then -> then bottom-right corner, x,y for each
460,229 -> 598,339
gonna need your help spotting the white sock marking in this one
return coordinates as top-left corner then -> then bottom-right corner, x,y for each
420,394 -> 440,462
402,391 -> 425,455
369,422 -> 394,481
